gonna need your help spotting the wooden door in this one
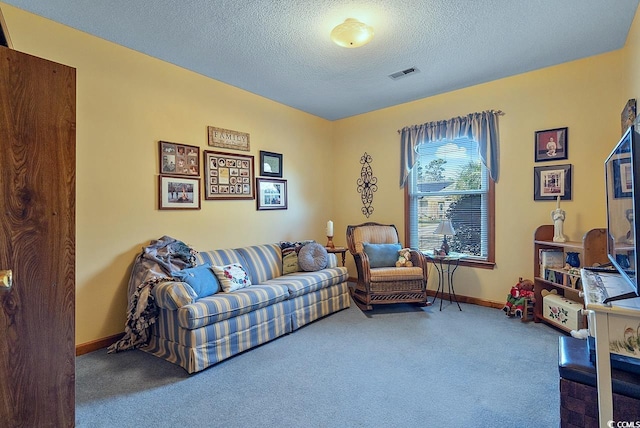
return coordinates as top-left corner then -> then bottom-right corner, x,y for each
0,46 -> 76,427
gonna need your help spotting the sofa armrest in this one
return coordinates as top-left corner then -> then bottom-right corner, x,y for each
153,281 -> 197,310
326,253 -> 338,268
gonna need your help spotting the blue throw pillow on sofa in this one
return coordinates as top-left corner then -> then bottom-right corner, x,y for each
172,263 -> 220,298
363,243 -> 402,268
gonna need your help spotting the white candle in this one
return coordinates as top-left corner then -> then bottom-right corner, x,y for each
326,220 -> 333,237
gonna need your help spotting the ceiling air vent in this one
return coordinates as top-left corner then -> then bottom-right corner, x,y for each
389,67 -> 420,80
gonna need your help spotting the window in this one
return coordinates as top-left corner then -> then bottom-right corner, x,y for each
406,138 -> 495,267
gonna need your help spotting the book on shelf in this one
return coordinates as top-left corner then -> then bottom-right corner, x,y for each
539,249 -> 565,268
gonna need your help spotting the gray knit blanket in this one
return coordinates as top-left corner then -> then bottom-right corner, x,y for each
107,236 -> 196,353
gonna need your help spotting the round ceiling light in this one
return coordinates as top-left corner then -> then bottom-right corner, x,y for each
330,18 -> 374,48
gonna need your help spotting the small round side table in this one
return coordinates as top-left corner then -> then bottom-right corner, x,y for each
326,246 -> 347,266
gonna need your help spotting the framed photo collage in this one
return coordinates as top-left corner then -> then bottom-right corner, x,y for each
157,129 -> 286,210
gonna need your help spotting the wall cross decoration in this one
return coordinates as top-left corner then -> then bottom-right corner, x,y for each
357,152 -> 377,218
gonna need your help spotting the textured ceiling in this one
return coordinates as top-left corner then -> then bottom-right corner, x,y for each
3,0 -> 639,120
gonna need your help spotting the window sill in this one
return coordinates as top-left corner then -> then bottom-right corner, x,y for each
458,258 -> 496,270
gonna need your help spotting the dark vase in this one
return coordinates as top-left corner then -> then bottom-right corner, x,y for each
566,252 -> 580,268
616,254 -> 630,269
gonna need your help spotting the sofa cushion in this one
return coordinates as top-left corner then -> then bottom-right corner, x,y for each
212,263 -> 252,292
236,244 -> 282,283
171,263 -> 220,298
298,242 -> 328,271
363,242 -> 401,268
177,283 -> 290,328
195,248 -> 246,267
265,266 -> 349,298
280,240 -> 314,274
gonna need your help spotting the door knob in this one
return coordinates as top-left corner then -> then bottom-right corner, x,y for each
0,269 -> 12,289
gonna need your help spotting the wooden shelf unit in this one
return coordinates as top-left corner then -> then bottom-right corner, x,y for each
533,225 -> 608,331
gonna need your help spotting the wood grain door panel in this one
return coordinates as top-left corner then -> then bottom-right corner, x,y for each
0,46 -> 76,427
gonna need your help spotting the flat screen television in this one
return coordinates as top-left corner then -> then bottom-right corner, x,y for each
604,125 -> 640,303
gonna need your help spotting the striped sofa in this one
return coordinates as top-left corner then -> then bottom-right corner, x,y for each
143,243 -> 350,373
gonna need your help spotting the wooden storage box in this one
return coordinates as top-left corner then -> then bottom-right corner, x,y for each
543,294 -> 585,331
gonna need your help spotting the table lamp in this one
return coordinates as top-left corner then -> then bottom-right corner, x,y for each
433,219 -> 455,255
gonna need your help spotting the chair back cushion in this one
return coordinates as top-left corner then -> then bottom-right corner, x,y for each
351,224 -> 399,254
363,243 -> 402,268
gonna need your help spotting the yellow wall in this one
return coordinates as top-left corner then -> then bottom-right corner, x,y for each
1,4 -> 335,344
2,3 -> 639,344
333,50 -> 628,303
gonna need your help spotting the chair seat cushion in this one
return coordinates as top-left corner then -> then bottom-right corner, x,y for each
370,266 -> 424,282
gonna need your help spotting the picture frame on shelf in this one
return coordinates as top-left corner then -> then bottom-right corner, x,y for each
534,127 -> 568,162
159,141 -> 200,176
612,157 -> 632,198
259,151 -> 283,178
158,175 -> 201,210
256,178 -> 287,210
534,164 -> 572,201
204,150 -> 254,200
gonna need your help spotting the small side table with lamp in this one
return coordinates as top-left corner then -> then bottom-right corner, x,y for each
325,220 -> 347,267
424,219 -> 464,310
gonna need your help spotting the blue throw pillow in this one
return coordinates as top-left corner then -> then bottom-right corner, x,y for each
363,243 -> 402,268
172,263 -> 220,298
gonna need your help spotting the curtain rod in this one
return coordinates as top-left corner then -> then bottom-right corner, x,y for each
397,109 -> 505,133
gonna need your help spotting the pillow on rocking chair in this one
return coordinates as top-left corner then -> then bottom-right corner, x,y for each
363,243 -> 402,268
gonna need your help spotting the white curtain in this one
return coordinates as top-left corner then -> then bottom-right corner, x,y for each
399,110 -> 502,187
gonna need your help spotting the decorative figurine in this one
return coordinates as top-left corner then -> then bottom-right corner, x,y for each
502,278 -> 535,318
395,248 -> 414,267
552,196 -> 566,242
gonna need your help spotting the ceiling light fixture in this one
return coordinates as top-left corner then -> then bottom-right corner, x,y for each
330,18 -> 374,48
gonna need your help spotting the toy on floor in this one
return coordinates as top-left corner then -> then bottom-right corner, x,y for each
503,277 -> 535,318
395,248 -> 414,267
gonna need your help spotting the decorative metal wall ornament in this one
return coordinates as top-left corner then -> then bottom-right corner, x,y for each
357,152 -> 377,217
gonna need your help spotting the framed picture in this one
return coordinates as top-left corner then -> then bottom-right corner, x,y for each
256,178 -> 287,210
260,151 -> 283,177
158,175 -> 201,210
613,158 -> 632,198
534,164 -> 572,201
621,99 -> 636,135
534,127 -> 568,162
159,141 -> 200,176
207,126 -> 250,151
204,150 -> 254,200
